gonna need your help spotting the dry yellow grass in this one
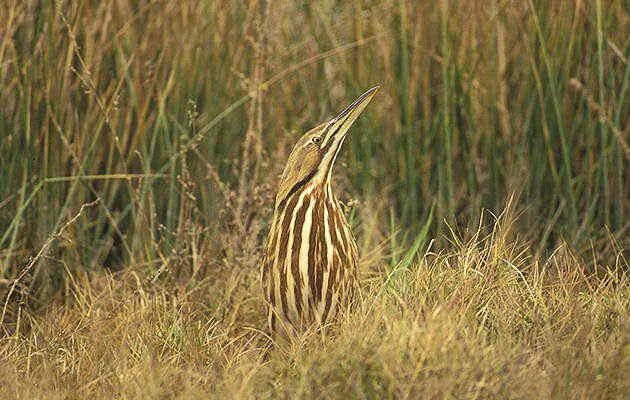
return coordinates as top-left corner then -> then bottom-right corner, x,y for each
1,208 -> 627,399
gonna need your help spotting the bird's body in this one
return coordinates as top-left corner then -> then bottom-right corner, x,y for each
261,87 -> 378,333
262,177 -> 359,331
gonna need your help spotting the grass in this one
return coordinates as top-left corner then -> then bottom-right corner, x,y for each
0,206 -> 627,398
0,0 -> 628,398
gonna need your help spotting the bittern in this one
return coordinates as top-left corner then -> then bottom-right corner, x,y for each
261,86 -> 379,333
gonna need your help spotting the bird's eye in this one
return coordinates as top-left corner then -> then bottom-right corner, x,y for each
312,136 -> 322,144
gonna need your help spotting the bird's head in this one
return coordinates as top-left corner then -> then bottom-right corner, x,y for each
275,86 -> 379,208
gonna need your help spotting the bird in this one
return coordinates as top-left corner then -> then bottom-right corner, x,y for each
261,86 -> 379,334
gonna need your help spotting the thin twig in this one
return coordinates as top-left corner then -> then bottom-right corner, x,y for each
1,199 -> 100,325
569,78 -> 630,160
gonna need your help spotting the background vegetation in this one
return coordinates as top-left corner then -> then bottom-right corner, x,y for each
0,0 -> 628,398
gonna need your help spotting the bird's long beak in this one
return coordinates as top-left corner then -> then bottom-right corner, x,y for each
320,85 -> 379,176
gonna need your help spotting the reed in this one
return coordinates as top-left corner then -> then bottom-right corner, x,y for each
0,5 -> 627,393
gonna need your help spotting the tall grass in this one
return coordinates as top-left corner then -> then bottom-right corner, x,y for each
0,1 -> 628,396
1,1 -> 627,299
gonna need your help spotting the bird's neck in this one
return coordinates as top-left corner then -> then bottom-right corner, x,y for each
273,181 -> 339,217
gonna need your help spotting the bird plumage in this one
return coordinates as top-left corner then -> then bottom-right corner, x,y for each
261,87 -> 378,333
